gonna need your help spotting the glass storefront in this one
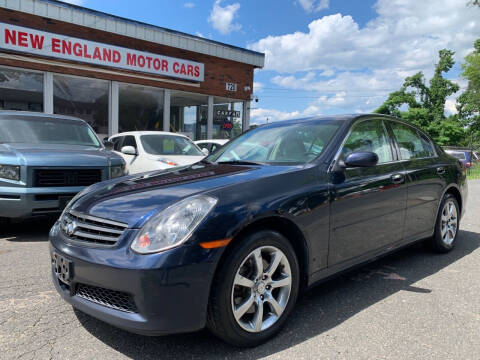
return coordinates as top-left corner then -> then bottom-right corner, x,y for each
213,98 -> 243,139
0,66 -> 246,141
0,67 -> 43,111
170,90 -> 208,140
119,83 -> 164,133
53,74 -> 109,138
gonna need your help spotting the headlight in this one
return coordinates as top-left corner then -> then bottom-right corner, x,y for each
131,195 -> 217,254
110,165 -> 125,179
0,165 -> 20,181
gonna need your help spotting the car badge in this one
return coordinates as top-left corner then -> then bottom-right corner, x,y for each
65,220 -> 77,237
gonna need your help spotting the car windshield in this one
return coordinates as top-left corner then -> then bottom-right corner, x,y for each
449,152 -> 466,160
140,134 -> 203,156
207,120 -> 342,164
0,117 -> 101,147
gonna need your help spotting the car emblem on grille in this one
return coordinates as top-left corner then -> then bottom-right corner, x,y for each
65,220 -> 77,236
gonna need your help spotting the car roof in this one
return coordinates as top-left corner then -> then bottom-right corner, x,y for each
0,110 -> 86,123
257,113 -> 399,128
110,131 -> 190,139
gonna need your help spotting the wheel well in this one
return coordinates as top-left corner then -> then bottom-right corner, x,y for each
224,217 -> 309,291
445,187 -> 462,214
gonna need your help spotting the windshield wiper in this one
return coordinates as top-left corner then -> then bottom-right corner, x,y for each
199,159 -> 216,165
217,160 -> 265,166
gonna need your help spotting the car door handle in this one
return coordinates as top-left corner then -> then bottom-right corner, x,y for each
391,173 -> 404,184
437,167 -> 445,175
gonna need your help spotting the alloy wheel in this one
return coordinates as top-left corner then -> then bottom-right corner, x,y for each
440,200 -> 458,246
231,246 -> 292,333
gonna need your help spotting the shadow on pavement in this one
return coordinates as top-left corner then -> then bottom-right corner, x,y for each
0,216 -> 57,241
74,229 -> 480,360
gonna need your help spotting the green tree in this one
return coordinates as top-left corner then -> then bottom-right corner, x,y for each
375,49 -> 463,145
457,39 -> 480,138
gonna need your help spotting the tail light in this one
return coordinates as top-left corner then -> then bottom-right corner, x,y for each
466,162 -> 471,168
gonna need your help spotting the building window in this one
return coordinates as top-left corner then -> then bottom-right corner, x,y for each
170,90 -> 208,140
0,67 -> 43,112
119,83 -> 164,133
53,74 -> 109,138
213,98 -> 243,139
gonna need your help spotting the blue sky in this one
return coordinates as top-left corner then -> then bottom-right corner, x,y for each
67,0 -> 479,124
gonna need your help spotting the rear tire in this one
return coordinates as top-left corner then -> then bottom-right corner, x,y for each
428,193 -> 459,253
207,229 -> 300,347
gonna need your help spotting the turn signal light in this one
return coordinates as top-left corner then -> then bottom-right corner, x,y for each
138,234 -> 151,248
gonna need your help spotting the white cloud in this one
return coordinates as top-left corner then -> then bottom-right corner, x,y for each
253,82 -> 264,93
184,2 -> 195,8
249,0 -> 479,118
251,108 -> 301,124
208,0 -> 242,35
195,31 -> 205,38
445,98 -> 458,115
298,0 -> 329,13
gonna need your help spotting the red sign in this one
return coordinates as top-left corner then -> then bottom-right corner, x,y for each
0,23 -> 204,82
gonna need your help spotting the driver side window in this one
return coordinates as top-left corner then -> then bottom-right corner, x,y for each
343,119 -> 393,164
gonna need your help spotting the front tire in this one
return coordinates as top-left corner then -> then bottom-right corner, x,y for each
207,229 -> 300,347
429,193 -> 460,253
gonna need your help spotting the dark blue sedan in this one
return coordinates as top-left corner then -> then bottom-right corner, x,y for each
49,114 -> 467,347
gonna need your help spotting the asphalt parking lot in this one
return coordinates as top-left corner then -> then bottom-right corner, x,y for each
1,181 -> 479,360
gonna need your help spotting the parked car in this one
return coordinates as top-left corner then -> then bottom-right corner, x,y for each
109,131 -> 207,174
49,114 -> 467,347
444,149 -> 474,168
195,139 -> 229,154
0,111 -> 125,220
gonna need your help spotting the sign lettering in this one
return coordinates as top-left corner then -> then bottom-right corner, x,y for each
0,23 -> 204,82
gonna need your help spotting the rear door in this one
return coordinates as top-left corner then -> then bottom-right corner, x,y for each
387,121 -> 445,240
329,118 -> 407,266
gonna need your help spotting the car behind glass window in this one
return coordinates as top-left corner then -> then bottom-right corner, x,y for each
209,121 -> 341,164
342,119 -> 393,163
140,135 -> 203,156
390,122 -> 435,160
0,117 -> 100,147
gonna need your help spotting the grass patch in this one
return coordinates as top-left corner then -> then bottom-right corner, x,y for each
467,164 -> 480,180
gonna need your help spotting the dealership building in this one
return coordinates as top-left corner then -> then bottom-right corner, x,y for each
0,0 -> 264,140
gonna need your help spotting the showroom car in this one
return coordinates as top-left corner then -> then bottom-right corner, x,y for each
195,139 -> 229,154
0,111 -> 125,220
109,131 -> 207,174
49,114 -> 467,347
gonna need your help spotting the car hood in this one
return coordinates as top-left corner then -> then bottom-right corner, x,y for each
0,143 -> 122,167
70,163 -> 298,227
147,155 -> 205,167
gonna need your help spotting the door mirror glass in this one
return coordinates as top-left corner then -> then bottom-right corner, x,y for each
344,151 -> 378,167
201,148 -> 209,156
103,140 -> 114,151
121,145 -> 137,156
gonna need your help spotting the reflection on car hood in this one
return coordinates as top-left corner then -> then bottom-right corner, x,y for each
71,163 -> 296,227
0,143 -> 122,167
148,155 -> 205,166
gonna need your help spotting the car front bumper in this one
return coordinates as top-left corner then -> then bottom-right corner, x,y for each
0,185 -> 87,218
49,222 -> 219,335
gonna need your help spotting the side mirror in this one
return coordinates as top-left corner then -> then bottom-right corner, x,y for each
103,140 -> 114,151
121,145 -> 137,156
201,148 -> 209,156
344,151 -> 378,168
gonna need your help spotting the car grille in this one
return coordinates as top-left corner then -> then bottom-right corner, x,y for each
60,210 -> 128,247
33,169 -> 102,187
76,283 -> 137,313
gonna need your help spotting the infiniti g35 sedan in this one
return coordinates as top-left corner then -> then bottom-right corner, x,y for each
49,114 -> 467,347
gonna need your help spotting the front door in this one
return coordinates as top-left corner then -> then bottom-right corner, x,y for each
329,118 -> 407,266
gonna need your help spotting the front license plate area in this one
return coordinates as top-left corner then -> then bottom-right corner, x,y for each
52,252 -> 73,285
